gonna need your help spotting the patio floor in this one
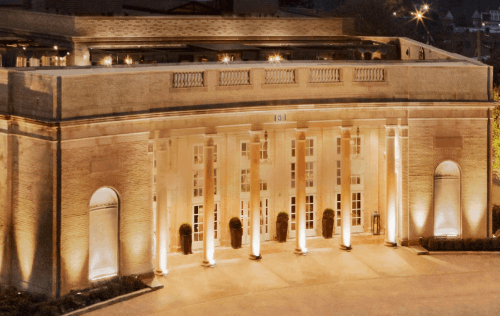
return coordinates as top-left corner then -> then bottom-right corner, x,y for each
85,236 -> 500,316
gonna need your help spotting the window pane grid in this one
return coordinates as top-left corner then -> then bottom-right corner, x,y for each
290,197 -> 296,231
306,162 -> 314,187
306,139 -> 314,156
194,145 -> 204,164
306,195 -> 314,229
241,169 -> 250,192
193,170 -> 203,197
241,142 -> 249,157
291,163 -> 296,188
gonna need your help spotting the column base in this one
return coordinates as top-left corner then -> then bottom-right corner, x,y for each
154,269 -> 168,277
202,260 -> 216,268
340,244 -> 352,251
384,241 -> 397,247
249,254 -> 262,260
294,248 -> 308,256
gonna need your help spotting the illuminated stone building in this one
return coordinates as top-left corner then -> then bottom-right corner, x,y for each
0,8 -> 495,299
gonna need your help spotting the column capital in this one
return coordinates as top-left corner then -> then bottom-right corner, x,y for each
203,134 -> 216,147
340,126 -> 352,138
295,128 -> 307,141
156,139 -> 169,152
385,125 -> 397,138
399,125 -> 408,138
249,130 -> 262,143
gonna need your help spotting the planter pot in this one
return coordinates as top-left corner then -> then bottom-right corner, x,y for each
276,221 -> 288,243
322,217 -> 334,239
230,227 -> 243,249
180,234 -> 192,255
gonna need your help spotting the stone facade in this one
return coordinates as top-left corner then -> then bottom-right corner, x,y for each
0,37 -> 495,299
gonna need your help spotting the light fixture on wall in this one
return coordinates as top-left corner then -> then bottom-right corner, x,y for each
124,55 -> 133,65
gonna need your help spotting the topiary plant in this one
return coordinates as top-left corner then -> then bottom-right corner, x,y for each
323,208 -> 334,220
229,217 -> 242,229
277,212 -> 289,223
179,223 -> 192,236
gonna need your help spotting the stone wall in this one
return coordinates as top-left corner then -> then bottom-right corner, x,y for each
0,8 -> 351,39
59,132 -> 152,295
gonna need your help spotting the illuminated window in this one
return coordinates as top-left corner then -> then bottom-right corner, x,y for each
306,195 -> 314,229
241,169 -> 250,192
351,192 -> 362,226
193,204 -> 204,242
260,141 -> 268,160
194,145 -> 203,164
193,170 -> 203,197
306,162 -> 314,187
260,179 -> 268,191
241,142 -> 250,157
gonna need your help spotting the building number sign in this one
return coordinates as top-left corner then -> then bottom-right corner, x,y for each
274,114 -> 286,122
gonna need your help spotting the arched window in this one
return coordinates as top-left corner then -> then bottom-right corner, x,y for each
434,161 -> 461,236
89,188 -> 119,280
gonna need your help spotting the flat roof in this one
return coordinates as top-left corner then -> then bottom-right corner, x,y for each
25,60 -> 478,77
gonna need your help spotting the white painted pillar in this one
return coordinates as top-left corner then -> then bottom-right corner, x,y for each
385,125 -> 397,247
295,128 -> 308,255
340,127 -> 352,250
249,131 -> 262,260
155,140 -> 169,275
399,125 -> 409,246
203,135 -> 216,266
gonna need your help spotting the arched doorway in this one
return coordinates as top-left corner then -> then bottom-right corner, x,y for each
434,161 -> 461,236
89,187 -> 119,280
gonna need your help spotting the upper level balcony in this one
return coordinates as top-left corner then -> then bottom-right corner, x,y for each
0,37 -> 493,121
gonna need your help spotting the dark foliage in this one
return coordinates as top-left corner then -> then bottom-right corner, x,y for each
277,212 -> 289,223
229,217 -> 242,229
322,208 -> 335,220
0,276 -> 147,316
179,223 -> 192,235
424,237 -> 500,251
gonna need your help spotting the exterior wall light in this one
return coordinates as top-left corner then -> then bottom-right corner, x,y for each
104,56 -> 112,66
124,55 -> 133,65
53,45 -> 58,50
372,212 -> 380,235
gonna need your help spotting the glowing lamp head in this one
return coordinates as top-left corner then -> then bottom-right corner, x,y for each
417,13 -> 422,19
124,56 -> 133,65
53,45 -> 58,50
423,4 -> 429,10
222,55 -> 230,63
268,54 -> 282,63
103,56 -> 112,66
393,12 -> 397,16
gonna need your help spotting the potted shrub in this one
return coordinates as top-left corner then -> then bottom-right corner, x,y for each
322,208 -> 335,239
276,212 -> 289,243
229,217 -> 243,249
179,223 -> 192,255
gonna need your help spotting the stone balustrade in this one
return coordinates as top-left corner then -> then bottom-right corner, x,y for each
354,68 -> 385,82
219,70 -> 250,86
1,60 -> 492,120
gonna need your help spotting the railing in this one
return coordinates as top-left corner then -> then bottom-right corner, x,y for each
354,68 -> 384,82
173,71 -> 204,88
219,70 -> 250,86
265,69 -> 295,84
310,68 -> 340,83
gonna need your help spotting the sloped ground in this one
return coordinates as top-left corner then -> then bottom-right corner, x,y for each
86,236 -> 500,316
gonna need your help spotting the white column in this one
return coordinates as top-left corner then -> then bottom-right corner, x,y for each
399,126 -> 409,246
203,135 -> 216,266
295,128 -> 308,255
340,127 -> 352,250
385,125 -> 397,247
155,140 -> 169,275
249,131 -> 262,260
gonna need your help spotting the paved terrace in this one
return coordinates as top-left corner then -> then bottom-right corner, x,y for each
86,237 -> 500,316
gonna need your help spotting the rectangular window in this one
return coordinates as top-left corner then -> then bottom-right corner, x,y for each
260,179 -> 268,191
193,171 -> 203,197
214,168 -> 217,195
291,163 -> 296,188
290,196 -> 296,231
260,141 -> 268,160
306,195 -> 314,229
306,139 -> 314,156
351,192 -> 361,226
336,193 -> 341,227
241,169 -> 250,192
351,137 -> 361,155
336,161 -> 341,185
351,175 -> 361,185
291,140 -> 296,157
336,138 -> 341,155
241,142 -> 250,157
306,162 -> 314,187
194,145 -> 203,164
193,204 -> 204,242
214,144 -> 218,163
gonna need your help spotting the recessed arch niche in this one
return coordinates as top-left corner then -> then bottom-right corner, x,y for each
434,161 -> 461,236
89,187 -> 119,280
